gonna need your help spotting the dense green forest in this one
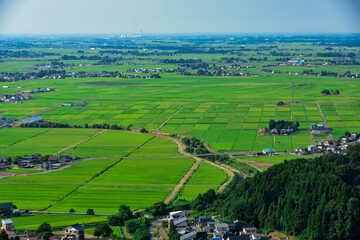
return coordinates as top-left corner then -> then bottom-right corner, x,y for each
190,144 -> 360,240
221,144 -> 360,239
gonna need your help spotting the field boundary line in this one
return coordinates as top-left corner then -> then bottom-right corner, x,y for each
163,135 -> 235,201
316,103 -> 334,140
164,159 -> 201,204
3,128 -> 51,148
156,105 -> 185,130
29,210 -> 112,216
12,104 -> 62,127
44,134 -> 156,211
53,129 -> 107,155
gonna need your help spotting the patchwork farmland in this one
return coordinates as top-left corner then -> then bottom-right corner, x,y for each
0,35 -> 359,232
0,129 -> 230,213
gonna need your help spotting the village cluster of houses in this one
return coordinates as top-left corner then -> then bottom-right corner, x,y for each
1,216 -> 84,240
297,132 -> 360,155
310,123 -> 331,134
0,157 -> 8,170
41,154 -> 73,169
0,94 -> 32,103
259,128 -> 295,136
168,211 -> 267,240
62,101 -> 87,107
20,88 -> 55,94
23,64 -> 63,71
0,87 -> 55,103
0,70 -> 168,82
0,154 -> 73,171
0,115 -> 18,127
261,69 -> 281,74
287,59 -> 305,66
22,116 -> 44,124
17,154 -> 42,168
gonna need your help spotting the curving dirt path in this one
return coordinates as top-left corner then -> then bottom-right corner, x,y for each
161,135 -> 235,203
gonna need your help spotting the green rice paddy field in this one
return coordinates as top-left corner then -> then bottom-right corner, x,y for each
0,41 -> 359,220
1,214 -> 108,230
0,73 -> 359,154
0,129 -> 227,213
177,162 -> 228,200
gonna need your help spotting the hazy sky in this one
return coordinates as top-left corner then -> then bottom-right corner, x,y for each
0,0 -> 359,34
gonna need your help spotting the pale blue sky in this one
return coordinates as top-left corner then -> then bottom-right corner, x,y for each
0,0 -> 359,34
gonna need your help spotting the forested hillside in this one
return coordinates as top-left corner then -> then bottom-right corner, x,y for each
222,144 -> 360,239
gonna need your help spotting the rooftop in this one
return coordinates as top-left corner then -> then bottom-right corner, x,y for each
180,231 -> 197,240
173,217 -> 187,225
66,224 -> 84,231
2,219 -> 12,224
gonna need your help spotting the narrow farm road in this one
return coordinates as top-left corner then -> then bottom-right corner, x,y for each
162,135 -> 235,203
43,135 -> 156,211
156,105 -> 185,130
12,104 -> 62,127
53,129 -> 107,155
164,160 -> 201,204
317,103 -> 334,140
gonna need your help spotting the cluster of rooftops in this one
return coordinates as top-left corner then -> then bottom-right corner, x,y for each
168,211 -> 267,240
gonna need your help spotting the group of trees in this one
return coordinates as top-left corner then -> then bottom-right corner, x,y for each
216,144 -> 360,239
21,122 -> 71,128
93,223 -> 113,239
21,122 -> 129,131
182,137 -> 209,154
0,230 -> 19,240
191,189 -> 217,211
107,205 -> 150,240
145,201 -> 168,216
35,70 -> 66,78
268,119 -> 299,131
167,222 -> 181,240
321,89 -> 340,95
36,223 -> 53,240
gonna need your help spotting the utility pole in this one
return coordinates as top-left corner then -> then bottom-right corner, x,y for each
291,81 -> 294,103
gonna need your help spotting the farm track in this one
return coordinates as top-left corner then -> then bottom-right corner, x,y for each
11,104 -> 62,127
317,103 -> 334,140
164,160 -> 201,204
53,129 -> 107,155
0,182 -> 220,187
228,153 -> 263,174
42,135 -> 156,211
2,128 -> 236,213
28,210 -> 113,216
161,135 -> 235,203
156,105 -> 186,130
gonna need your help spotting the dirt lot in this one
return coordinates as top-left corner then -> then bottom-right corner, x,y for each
241,159 -> 274,169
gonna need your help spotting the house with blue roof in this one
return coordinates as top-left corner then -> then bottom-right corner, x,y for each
22,116 -> 43,124
262,148 -> 276,155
